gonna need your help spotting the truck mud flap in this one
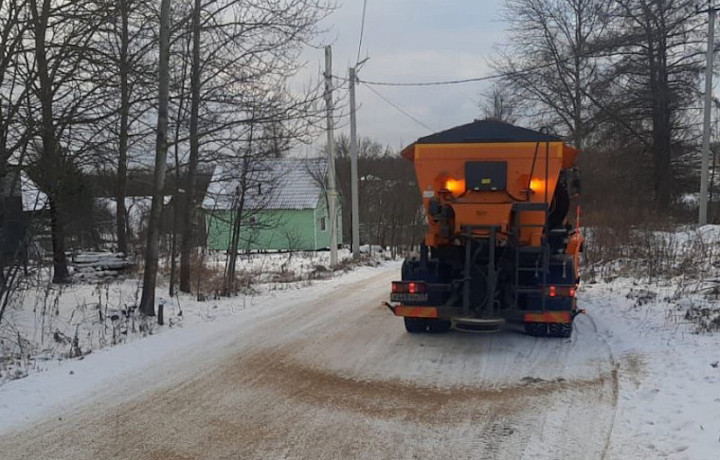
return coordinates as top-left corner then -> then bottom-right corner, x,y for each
383,303 -> 439,319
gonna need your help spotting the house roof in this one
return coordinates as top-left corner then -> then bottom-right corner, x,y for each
1,167 -> 46,212
21,172 -> 48,212
88,166 -> 214,199
415,119 -> 562,145
203,158 -> 326,211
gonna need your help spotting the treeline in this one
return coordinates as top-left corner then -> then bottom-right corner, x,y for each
332,136 -> 425,257
484,0 -> 709,222
0,0 -> 331,294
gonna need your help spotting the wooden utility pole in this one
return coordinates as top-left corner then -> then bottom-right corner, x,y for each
139,0 -> 171,316
349,67 -> 360,259
324,46 -> 338,266
700,2 -> 719,225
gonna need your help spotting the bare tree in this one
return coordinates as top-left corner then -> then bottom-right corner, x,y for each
139,0 -> 171,316
173,0 -> 332,293
178,0 -> 202,293
219,122 -> 287,296
98,0 -> 156,255
479,83 -> 522,124
495,0 -> 613,149
0,0 -> 32,177
26,0 -> 112,283
604,0 -> 703,209
0,0 -> 33,300
327,136 -> 423,254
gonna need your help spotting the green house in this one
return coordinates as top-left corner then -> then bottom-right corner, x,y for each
203,158 -> 342,252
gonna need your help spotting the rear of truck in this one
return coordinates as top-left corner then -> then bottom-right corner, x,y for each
387,120 -> 584,337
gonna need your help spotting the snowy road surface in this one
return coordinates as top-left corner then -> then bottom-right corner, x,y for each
0,267 -> 618,459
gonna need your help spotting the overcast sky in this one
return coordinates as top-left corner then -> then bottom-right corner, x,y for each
301,0 -> 508,152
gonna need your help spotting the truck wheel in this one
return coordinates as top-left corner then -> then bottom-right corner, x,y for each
428,319 -> 452,333
548,323 -> 572,338
524,322 -> 548,337
404,317 -> 428,333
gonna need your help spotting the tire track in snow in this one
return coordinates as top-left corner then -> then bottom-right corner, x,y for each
579,312 -> 620,460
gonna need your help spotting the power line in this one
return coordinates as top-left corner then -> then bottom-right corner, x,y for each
356,0 -> 368,65
354,58 -> 584,87
363,84 -> 434,131
347,54 -> 597,131
359,75 -> 500,87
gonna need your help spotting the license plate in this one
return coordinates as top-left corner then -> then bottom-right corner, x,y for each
390,293 -> 428,302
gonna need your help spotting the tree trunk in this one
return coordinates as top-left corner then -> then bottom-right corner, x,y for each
179,0 -> 202,293
169,156 -> 180,297
116,0 -> 130,255
649,33 -> 672,210
573,1 -> 584,151
224,148 -> 251,296
169,30 -> 192,297
31,0 -> 69,284
139,0 -> 171,316
49,197 -> 69,283
224,198 -> 243,295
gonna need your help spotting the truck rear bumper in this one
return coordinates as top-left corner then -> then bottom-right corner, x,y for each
523,311 -> 572,324
385,303 -> 576,325
392,306 -> 438,318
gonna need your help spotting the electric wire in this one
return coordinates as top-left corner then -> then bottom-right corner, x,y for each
352,56 -> 594,87
359,75 -> 501,87
356,0 -> 368,65
363,84 -> 434,131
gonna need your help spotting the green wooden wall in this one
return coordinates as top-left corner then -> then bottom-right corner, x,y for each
205,196 -> 342,251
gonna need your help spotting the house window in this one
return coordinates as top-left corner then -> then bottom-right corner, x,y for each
320,217 -> 327,231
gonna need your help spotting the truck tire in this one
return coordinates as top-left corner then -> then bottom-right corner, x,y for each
548,323 -> 572,338
404,317 -> 428,333
428,319 -> 452,333
524,322 -> 548,337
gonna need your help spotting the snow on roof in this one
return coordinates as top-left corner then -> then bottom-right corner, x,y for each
203,158 -> 326,211
21,172 -> 47,212
0,169 -> 45,212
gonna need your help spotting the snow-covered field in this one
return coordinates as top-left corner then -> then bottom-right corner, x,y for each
0,248 -> 390,384
1,228 -> 720,458
583,281 -> 720,459
582,224 -> 720,458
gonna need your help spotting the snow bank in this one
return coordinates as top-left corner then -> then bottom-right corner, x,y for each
580,224 -> 720,458
0,249 -> 393,385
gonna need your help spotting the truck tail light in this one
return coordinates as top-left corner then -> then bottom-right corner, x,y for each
545,285 -> 576,297
392,281 -> 427,294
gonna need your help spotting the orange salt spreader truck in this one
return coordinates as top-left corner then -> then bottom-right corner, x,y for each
386,120 -> 584,337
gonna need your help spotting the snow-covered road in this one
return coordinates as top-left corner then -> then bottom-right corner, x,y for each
0,266 -> 618,459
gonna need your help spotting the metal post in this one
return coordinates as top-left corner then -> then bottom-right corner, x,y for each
700,5 -> 717,226
462,232 -> 472,317
324,46 -> 338,266
349,67 -> 361,259
486,228 -> 497,319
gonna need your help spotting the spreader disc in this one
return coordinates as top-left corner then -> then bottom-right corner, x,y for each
452,317 -> 506,333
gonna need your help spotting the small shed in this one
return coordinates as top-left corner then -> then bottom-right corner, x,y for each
203,158 -> 342,252
1,168 -> 49,259
0,169 -> 26,259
